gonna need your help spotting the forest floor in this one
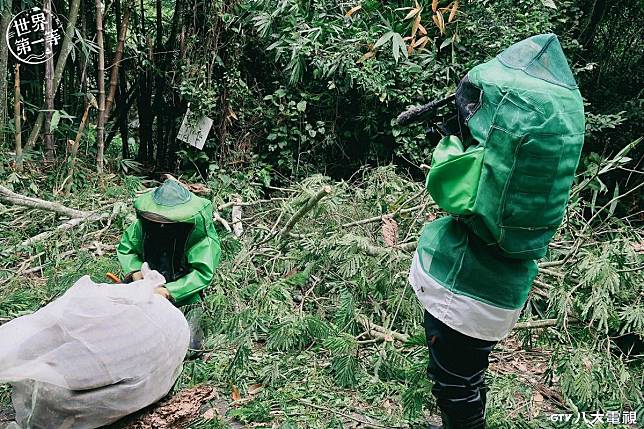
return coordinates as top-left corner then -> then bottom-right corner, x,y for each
0,166 -> 641,429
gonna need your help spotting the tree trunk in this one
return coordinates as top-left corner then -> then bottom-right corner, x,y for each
23,0 -> 82,151
43,0 -> 56,161
95,0 -> 106,174
580,0 -> 608,51
136,0 -> 154,164
14,64 -> 22,172
0,2 -> 12,147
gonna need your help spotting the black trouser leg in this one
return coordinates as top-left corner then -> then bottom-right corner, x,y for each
424,311 -> 497,428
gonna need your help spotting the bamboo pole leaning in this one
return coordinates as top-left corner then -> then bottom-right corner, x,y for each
103,6 -> 131,123
63,94 -> 97,195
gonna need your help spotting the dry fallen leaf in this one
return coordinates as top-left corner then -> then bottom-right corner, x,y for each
248,383 -> 263,396
231,385 -> 241,401
202,408 -> 218,420
583,357 -> 592,371
357,51 -> 375,63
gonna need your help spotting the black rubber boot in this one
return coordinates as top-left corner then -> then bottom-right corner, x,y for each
440,410 -> 486,429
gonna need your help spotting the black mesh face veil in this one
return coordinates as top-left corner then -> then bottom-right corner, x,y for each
138,211 -> 195,282
454,75 -> 482,142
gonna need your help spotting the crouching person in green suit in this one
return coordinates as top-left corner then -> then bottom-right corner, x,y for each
117,179 -> 221,347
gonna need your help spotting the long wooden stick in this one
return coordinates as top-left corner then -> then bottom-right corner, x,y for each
13,63 -> 22,172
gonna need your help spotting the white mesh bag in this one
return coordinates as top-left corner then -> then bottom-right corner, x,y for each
0,263 -> 190,429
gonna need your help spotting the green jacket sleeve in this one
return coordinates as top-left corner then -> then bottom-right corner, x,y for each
165,222 -> 221,304
116,220 -> 144,274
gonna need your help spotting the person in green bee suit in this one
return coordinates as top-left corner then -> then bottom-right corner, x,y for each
407,34 -> 585,429
117,179 -> 221,307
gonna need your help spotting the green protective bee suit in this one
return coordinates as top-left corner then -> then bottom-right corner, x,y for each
117,180 -> 221,306
410,34 -> 585,341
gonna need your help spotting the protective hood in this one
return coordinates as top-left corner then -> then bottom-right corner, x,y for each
133,179 -> 210,224
496,33 -> 577,89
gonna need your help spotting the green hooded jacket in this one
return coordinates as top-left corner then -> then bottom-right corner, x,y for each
117,180 -> 221,306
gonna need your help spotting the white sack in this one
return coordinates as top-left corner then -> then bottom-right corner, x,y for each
0,263 -> 190,429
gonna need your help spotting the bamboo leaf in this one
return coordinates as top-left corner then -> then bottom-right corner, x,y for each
448,0 -> 459,22
345,5 -> 362,17
439,37 -> 452,50
432,12 -> 445,35
608,183 -> 619,217
411,13 -> 421,37
49,110 -> 61,132
541,0 -> 557,8
392,32 -> 408,62
413,36 -> 428,47
375,31 -> 394,48
418,23 -> 428,35
436,11 -> 445,34
432,0 -> 438,12
404,7 -> 420,20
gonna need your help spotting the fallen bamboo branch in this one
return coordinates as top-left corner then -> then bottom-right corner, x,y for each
342,204 -> 430,228
20,212 -> 108,247
513,319 -> 558,330
359,316 -> 569,345
0,185 -> 88,218
358,315 -> 410,343
278,185 -> 332,238
231,198 -> 243,237
217,198 -> 285,211
299,399 -> 394,429
213,211 -> 232,232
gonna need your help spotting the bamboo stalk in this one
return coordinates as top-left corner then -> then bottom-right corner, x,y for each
43,0 -> 55,161
23,0 -> 82,151
96,0 -> 106,174
0,2 -> 11,147
14,63 -> 22,172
